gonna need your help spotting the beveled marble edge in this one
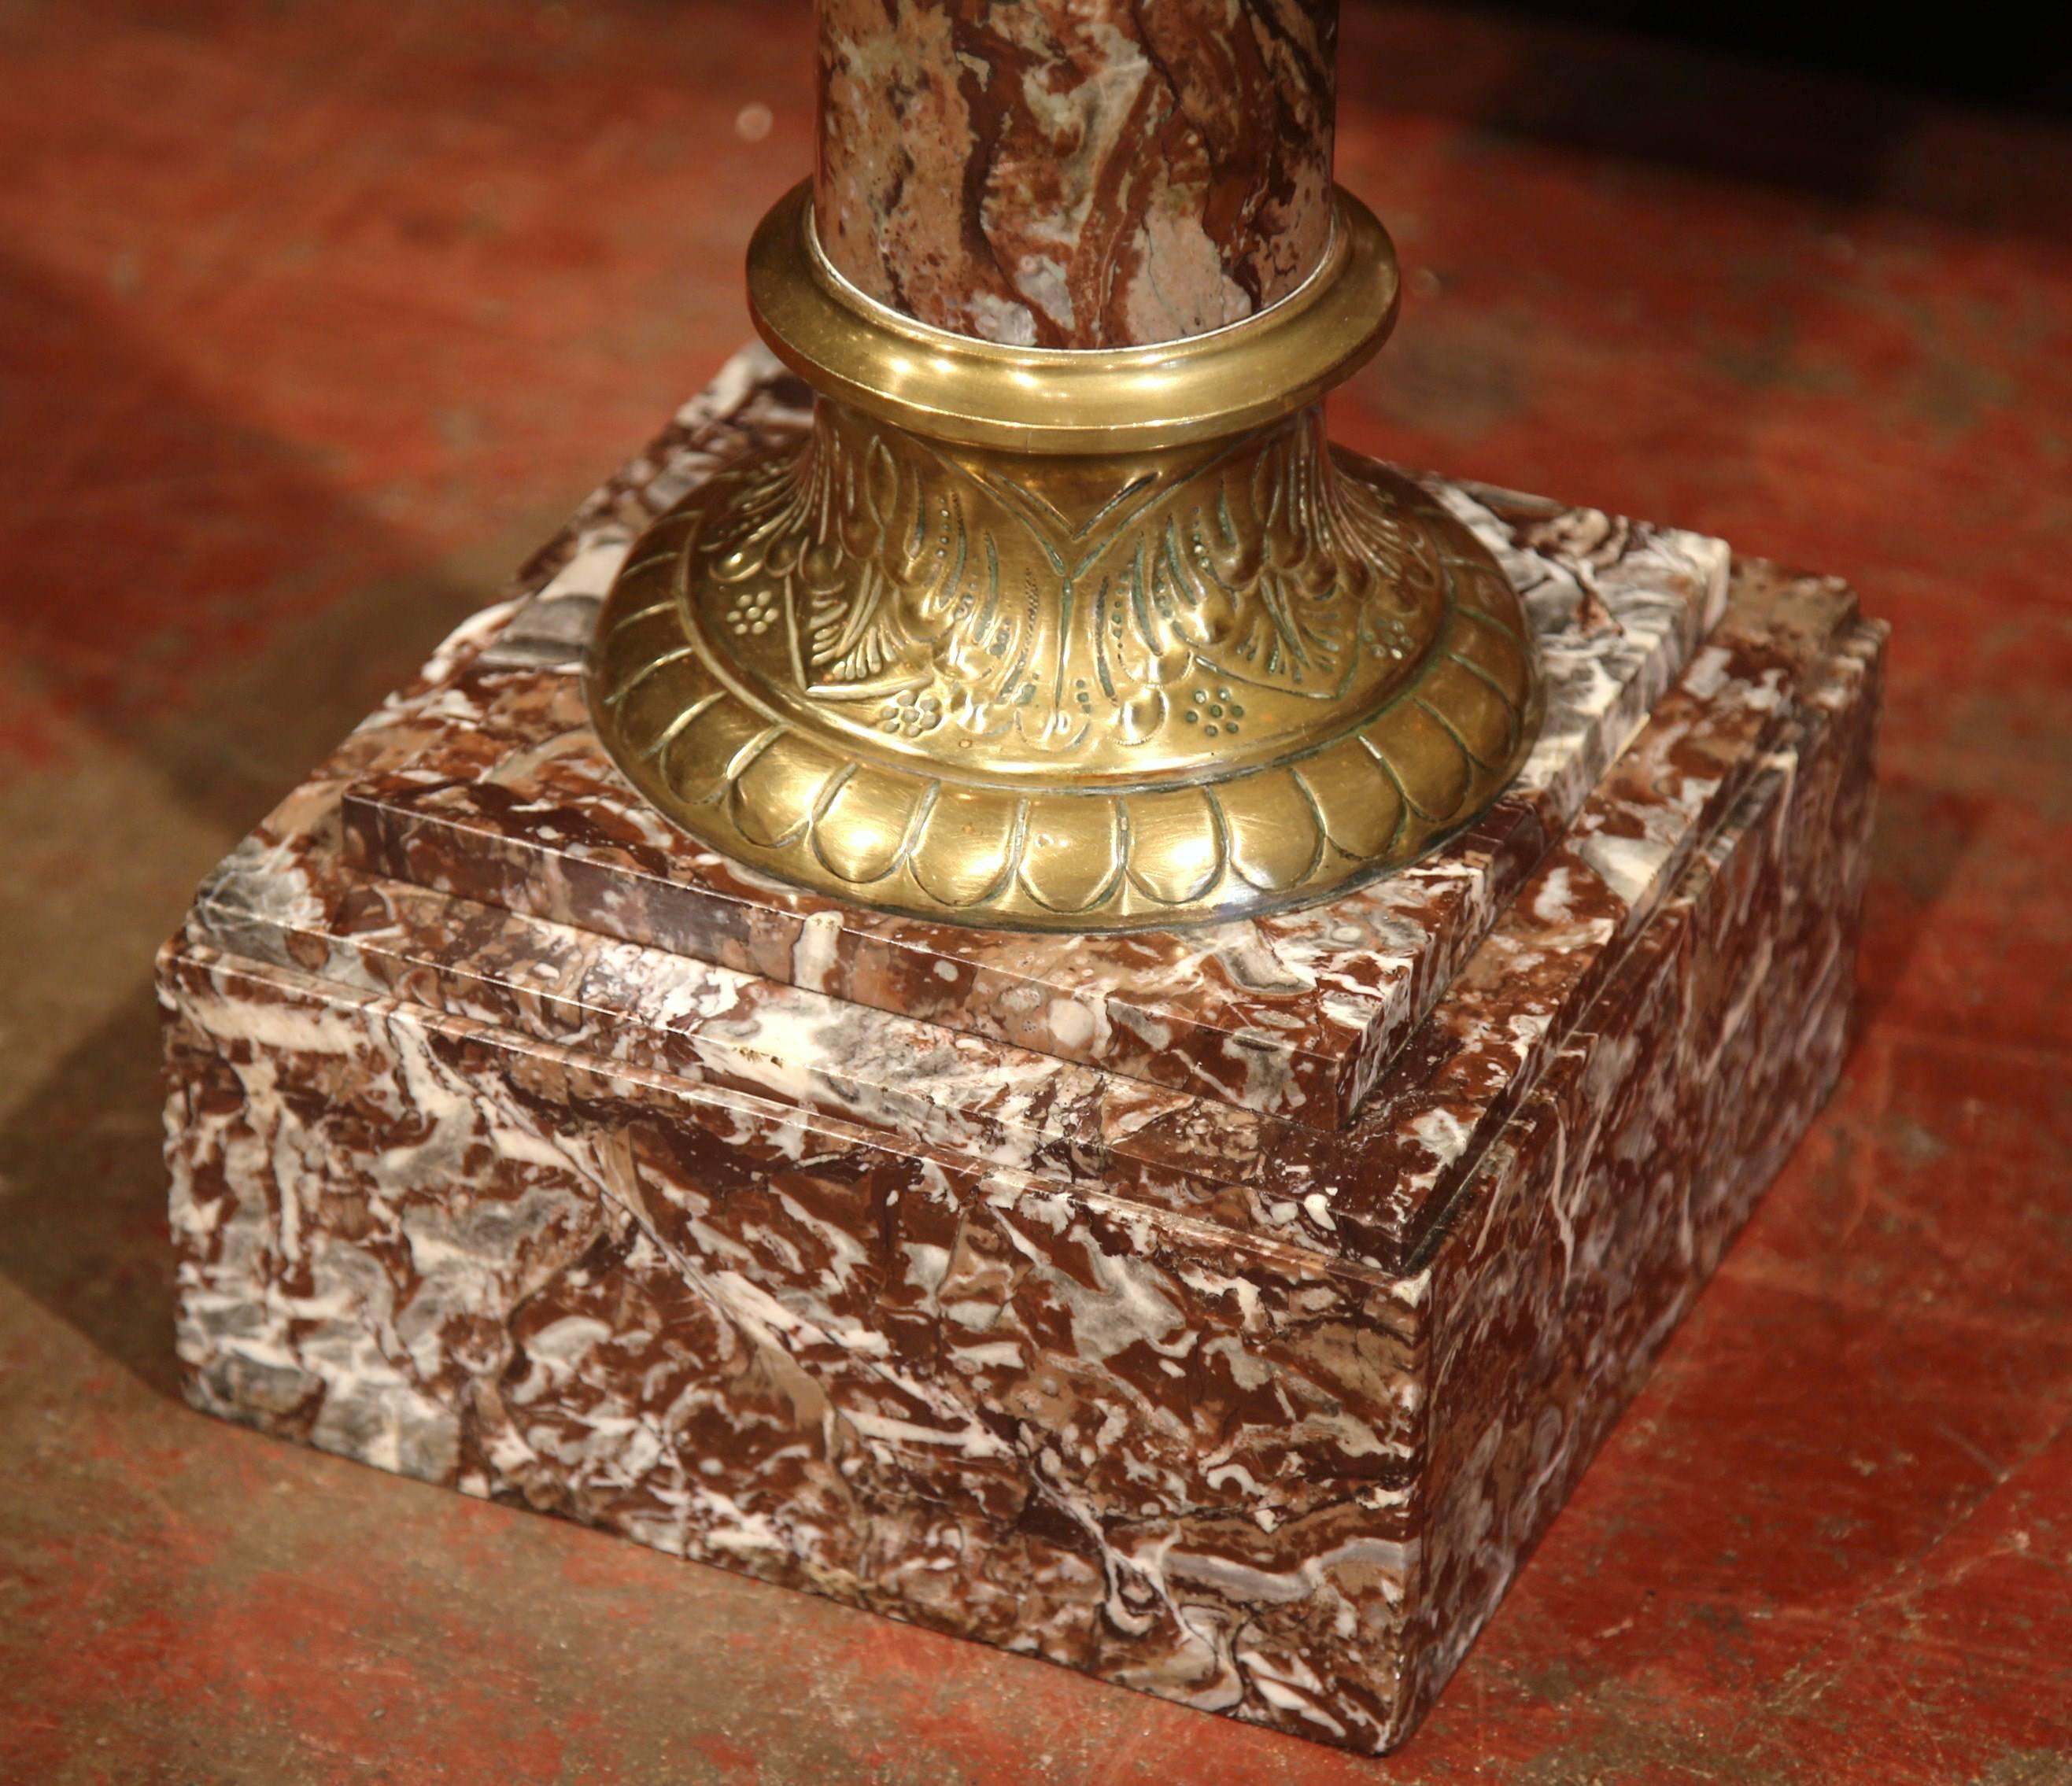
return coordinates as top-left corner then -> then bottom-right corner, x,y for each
185,541 -> 1877,1273
159,936 -> 1402,1302
338,352 -> 1733,1127
1108,589 -> 1881,1266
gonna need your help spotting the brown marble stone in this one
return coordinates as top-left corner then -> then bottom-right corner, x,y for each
814,0 -> 1339,346
158,363 -> 1885,1755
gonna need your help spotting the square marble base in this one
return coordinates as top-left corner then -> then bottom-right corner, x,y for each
159,354 -> 1885,1755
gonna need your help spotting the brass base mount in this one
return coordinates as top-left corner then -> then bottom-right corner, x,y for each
587,183 -> 1543,932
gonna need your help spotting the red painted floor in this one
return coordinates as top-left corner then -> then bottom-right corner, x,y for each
1,4 -> 2067,1781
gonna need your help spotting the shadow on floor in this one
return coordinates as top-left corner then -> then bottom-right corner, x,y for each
0,249 -> 494,1391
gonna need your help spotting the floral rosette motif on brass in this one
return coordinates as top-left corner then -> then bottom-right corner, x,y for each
587,186 -> 1544,931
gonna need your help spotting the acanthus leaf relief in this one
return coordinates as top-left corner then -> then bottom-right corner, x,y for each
588,403 -> 1542,928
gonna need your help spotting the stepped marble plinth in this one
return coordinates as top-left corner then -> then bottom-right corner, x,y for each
160,352 -> 1883,1755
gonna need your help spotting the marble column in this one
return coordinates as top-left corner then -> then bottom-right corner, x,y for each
814,0 -> 1340,347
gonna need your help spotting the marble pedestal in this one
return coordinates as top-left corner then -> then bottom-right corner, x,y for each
159,352 -> 1885,1756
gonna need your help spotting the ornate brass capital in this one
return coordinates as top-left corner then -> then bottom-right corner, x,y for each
588,186 -> 1543,931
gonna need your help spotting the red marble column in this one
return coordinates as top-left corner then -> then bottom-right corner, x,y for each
814,0 -> 1339,349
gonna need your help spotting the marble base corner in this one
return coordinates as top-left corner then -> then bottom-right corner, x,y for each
158,352 -> 1885,1757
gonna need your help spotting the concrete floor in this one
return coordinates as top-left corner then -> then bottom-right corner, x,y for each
1,2 -> 2067,1780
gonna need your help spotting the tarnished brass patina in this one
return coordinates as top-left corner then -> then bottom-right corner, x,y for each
589,184 -> 1543,931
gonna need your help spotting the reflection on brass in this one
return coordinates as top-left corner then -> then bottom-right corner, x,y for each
589,184 -> 1543,931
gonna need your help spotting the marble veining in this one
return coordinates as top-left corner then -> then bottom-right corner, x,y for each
160,362 -> 1885,1756
162,577 -> 1880,1751
814,0 -> 1339,346
206,566 -> 1868,1279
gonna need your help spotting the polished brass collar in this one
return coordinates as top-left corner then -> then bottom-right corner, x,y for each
750,182 -> 1400,455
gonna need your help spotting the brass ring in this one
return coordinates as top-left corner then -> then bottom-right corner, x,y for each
747,182 -> 1402,456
